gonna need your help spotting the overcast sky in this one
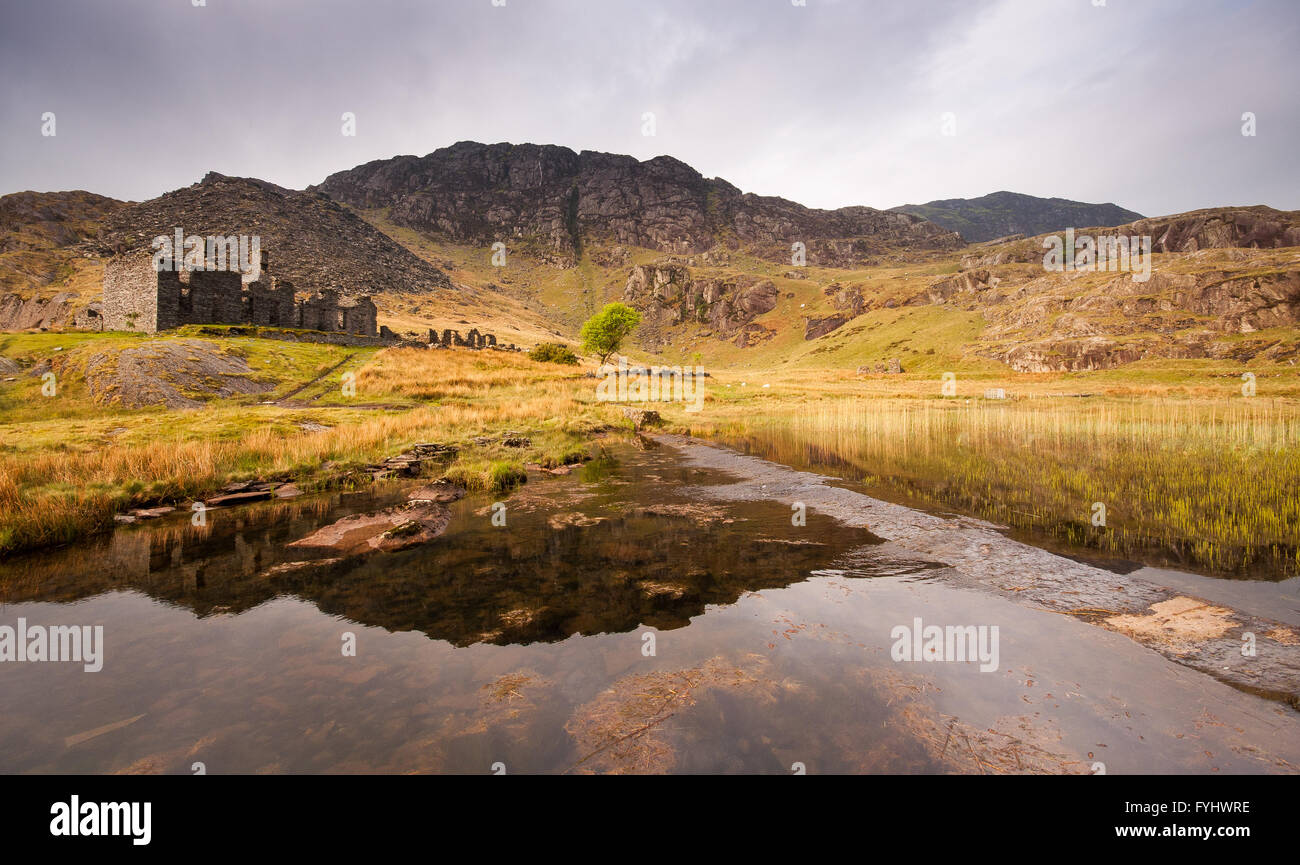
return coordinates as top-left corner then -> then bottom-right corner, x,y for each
2,0 -> 1296,217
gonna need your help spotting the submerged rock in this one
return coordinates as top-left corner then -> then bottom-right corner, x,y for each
260,558 -> 344,577
547,512 -> 605,530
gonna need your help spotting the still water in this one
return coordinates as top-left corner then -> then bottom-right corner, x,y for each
2,439 -> 1297,773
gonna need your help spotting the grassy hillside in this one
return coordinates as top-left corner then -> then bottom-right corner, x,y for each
352,202 -> 1300,397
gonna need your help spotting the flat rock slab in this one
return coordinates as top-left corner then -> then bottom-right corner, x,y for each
286,501 -> 453,555
129,506 -> 175,519
205,489 -> 274,507
406,482 -> 466,504
81,339 -> 275,409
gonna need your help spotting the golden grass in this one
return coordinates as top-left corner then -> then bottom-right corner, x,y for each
351,346 -> 585,401
6,326 -> 1299,580
442,458 -> 529,493
686,396 -> 1300,575
0,342 -> 618,555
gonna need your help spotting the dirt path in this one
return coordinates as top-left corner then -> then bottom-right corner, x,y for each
274,352 -> 357,406
654,434 -> 1300,709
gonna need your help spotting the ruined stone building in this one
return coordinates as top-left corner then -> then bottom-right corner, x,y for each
102,249 -> 378,336
428,327 -> 517,350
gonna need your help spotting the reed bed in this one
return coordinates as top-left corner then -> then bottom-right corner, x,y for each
700,396 -> 1300,575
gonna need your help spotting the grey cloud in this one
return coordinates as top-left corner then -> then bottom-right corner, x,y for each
1,0 -> 1295,216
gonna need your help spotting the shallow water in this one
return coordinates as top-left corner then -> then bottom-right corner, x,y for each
2,439 -> 1297,774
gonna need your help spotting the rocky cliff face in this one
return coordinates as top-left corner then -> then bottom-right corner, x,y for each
960,206 -> 1300,268
891,191 -> 1144,243
315,141 -> 963,264
1116,206 -> 1300,253
624,262 -> 780,348
95,172 -> 451,296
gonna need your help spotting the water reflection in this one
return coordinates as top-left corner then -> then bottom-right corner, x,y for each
0,445 -> 888,647
2,441 -> 1295,774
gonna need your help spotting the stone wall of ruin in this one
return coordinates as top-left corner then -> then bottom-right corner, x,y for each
182,270 -> 245,329
343,297 -> 377,336
102,251 -> 163,333
101,252 -> 378,337
245,277 -> 297,328
429,327 -> 513,350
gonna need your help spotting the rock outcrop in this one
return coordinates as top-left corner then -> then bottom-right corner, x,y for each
924,269 -> 997,304
1113,207 -> 1300,253
315,141 -> 963,264
824,282 -> 865,316
804,314 -> 849,340
0,292 -> 102,330
1000,337 -> 1146,373
623,262 -> 779,347
977,262 -> 1300,370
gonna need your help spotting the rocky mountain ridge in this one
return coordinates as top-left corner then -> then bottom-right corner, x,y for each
3,156 -> 1298,377
960,206 -> 1300,268
314,141 -> 964,266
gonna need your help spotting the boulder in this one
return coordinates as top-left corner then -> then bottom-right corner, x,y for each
804,314 -> 848,340
623,408 -> 662,430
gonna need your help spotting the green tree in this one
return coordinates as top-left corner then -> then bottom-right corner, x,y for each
580,302 -> 641,366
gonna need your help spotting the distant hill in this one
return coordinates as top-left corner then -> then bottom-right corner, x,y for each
890,191 -> 1143,243
95,172 -> 451,297
0,190 -> 125,255
0,190 -> 125,296
0,191 -> 127,328
313,141 -> 964,266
